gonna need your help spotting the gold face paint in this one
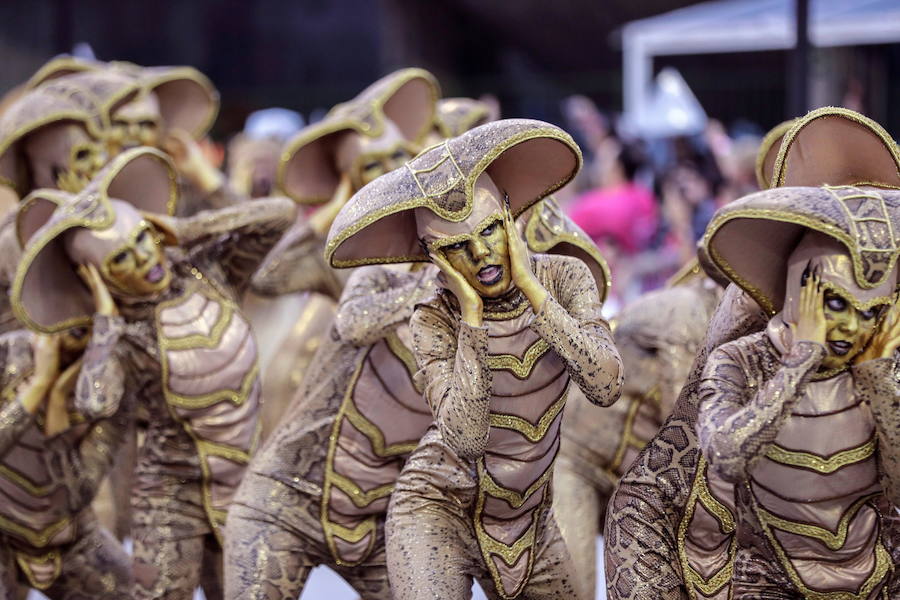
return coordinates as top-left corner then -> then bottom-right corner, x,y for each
350,141 -> 415,189
109,92 -> 162,153
820,286 -> 885,370
101,220 -> 172,296
55,139 -> 108,193
431,212 -> 513,299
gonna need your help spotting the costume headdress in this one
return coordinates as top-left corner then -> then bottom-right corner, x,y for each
433,98 -> 493,139
277,68 -> 440,204
12,147 -> 177,332
0,71 -> 140,195
26,55 -> 219,139
754,119 -> 796,190
700,107 -> 900,315
325,118 -> 582,267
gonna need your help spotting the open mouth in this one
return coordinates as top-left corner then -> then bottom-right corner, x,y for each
828,340 -> 853,356
477,265 -> 503,286
145,264 -> 165,284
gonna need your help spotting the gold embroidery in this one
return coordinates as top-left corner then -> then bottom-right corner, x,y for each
486,339 -> 550,379
677,457 -> 736,600
765,438 -> 876,473
754,491 -> 891,599
0,513 -> 71,549
755,492 -> 878,551
489,388 -> 567,443
329,470 -> 394,508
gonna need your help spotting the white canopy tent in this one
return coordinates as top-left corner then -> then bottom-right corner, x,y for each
623,0 -> 900,122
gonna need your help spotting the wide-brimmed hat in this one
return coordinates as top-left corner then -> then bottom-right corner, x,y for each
0,70 -> 140,196
12,147 -> 177,332
699,108 -> 900,315
26,55 -> 219,139
325,118 -> 582,268
433,98 -> 494,139
277,68 -> 440,205
523,196 -> 610,301
754,119 -> 795,189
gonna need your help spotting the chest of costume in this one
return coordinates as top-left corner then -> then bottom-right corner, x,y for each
747,372 -> 889,598
476,305 -> 570,599
154,276 -> 262,541
321,322 -> 432,566
0,354 -> 91,549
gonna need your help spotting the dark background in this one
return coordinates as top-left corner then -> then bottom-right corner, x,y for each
1,0 -> 897,137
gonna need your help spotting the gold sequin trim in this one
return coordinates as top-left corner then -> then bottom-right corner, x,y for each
0,514 -> 71,549
677,456 -> 736,600
765,437 -> 876,474
486,339 -> 550,379
755,492 -> 878,551
489,387 -> 567,443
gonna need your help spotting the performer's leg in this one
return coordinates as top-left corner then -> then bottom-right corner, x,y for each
520,511 -> 587,600
552,466 -> 603,599
47,515 -> 132,600
224,500 -> 313,600
132,493 -> 208,600
386,493 -> 480,600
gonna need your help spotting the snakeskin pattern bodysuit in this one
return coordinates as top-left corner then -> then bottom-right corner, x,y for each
386,254 -> 622,600
0,321 -> 132,598
224,264 -> 437,600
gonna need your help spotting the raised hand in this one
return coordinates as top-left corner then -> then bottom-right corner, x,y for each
503,200 -> 547,310
78,264 -> 117,317
163,128 -> 224,194
44,358 -> 81,437
856,298 -> 900,363
793,268 -> 826,347
19,335 -> 61,415
429,248 -> 484,327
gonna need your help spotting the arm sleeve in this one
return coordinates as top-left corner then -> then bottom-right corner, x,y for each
0,400 -> 34,457
74,314 -> 126,420
697,339 -> 824,483
851,357 -> 900,507
335,266 -> 435,347
530,257 -> 623,406
249,213 -> 343,298
176,196 -> 297,293
410,303 -> 493,460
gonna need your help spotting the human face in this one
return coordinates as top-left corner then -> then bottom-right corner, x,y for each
110,92 -> 162,152
431,184 -> 513,299
336,120 -> 413,190
23,123 -> 107,193
820,288 -> 882,370
101,220 -> 171,296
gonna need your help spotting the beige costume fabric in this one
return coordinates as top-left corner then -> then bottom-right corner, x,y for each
0,324 -> 132,599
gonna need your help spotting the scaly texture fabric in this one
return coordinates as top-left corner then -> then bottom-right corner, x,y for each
386,254 -> 622,600
224,264 -> 437,600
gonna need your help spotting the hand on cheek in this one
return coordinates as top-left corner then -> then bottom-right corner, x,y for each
503,201 -> 546,310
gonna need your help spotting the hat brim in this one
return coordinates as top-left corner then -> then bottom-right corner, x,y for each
140,66 -> 220,139
326,119 -> 582,268
755,119 -> 795,190
277,68 -> 440,205
772,107 -> 900,189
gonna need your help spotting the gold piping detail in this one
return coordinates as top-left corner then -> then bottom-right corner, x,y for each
489,388 -> 567,443
755,492 -> 878,551
384,331 -> 419,381
755,119 -> 796,190
329,470 -> 394,508
0,513 -> 71,549
765,438 -> 876,473
486,339 -> 550,379
677,457 -> 736,600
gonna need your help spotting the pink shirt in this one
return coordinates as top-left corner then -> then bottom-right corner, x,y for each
568,182 -> 658,254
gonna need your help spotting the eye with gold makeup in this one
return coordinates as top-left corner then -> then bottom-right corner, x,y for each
101,222 -> 171,296
437,215 -> 512,299
53,140 -> 107,194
